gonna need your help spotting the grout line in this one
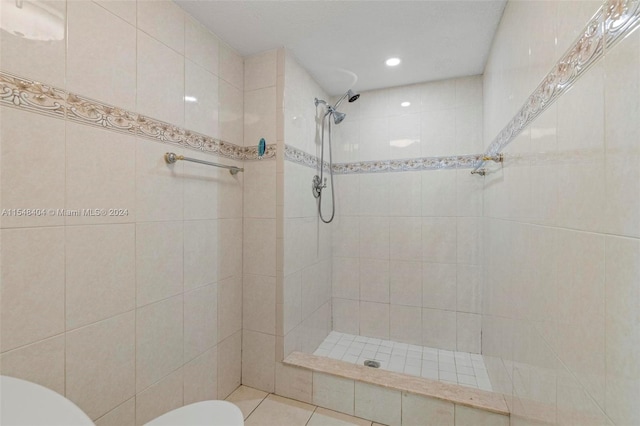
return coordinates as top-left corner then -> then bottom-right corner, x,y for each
62,68 -> 68,400
136,364 -> 184,398
242,391 -> 269,422
92,397 -> 135,424
91,0 -> 132,27
61,0 -> 69,397
304,406 -> 319,426
180,22 -> 187,402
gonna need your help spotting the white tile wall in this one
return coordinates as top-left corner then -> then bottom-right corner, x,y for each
334,76 -> 482,163
136,0 -> 185,54
242,330 -> 276,393
67,1 -> 137,110
184,15 -> 219,76
455,405 -> 509,426
135,295 -> 184,392
135,221 -> 184,307
482,0 -> 639,425
312,373 -> 355,415
135,369 -> 184,426
333,168 -> 483,353
65,224 -> 135,329
278,53 -> 333,375
136,30 -> 185,125
66,312 -> 136,420
184,284 -> 218,362
354,381 -> 401,426
244,86 -> 277,148
135,139 -> 184,222
0,108 -> 66,229
0,0 -> 67,86
241,48 -> 280,395
0,2 -> 244,423
0,335 -> 66,396
185,59 -> 220,138
95,398 -> 136,426
283,50 -> 330,156
402,392 -> 454,426
184,347 -> 218,404
65,124 -> 136,225
0,227 -> 66,351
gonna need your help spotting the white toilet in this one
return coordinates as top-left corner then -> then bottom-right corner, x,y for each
144,400 -> 243,426
0,376 -> 244,426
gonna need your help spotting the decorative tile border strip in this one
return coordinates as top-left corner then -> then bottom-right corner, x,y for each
333,154 -> 482,174
67,92 -> 138,137
284,145 -> 328,170
0,70 -> 275,162
284,144 -> 482,174
478,0 -> 640,170
0,72 -> 66,118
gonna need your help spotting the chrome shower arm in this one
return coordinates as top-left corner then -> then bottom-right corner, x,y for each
332,92 -> 349,110
333,89 -> 360,110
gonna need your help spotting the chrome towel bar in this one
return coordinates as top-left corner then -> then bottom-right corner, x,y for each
164,152 -> 244,175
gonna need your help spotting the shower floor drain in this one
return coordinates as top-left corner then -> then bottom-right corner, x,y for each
364,360 -> 380,368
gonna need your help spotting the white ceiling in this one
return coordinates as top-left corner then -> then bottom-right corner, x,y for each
176,1 -> 507,96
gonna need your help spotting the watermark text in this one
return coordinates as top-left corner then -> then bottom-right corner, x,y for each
1,208 -> 129,217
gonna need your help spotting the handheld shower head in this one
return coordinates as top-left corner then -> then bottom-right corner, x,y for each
332,111 -> 346,125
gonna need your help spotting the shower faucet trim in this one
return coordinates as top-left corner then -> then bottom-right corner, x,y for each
312,88 -> 361,223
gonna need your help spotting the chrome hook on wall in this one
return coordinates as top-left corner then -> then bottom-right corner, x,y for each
471,153 -> 503,176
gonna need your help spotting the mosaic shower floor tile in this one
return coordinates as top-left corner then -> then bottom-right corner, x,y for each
313,331 -> 492,391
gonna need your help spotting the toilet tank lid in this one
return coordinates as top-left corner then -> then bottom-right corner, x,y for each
144,400 -> 244,426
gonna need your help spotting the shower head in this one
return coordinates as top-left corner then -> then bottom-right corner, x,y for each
316,89 -> 359,125
334,89 -> 361,110
332,111 -> 346,125
346,89 -> 360,102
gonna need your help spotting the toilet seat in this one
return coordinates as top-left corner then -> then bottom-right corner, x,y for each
144,400 -> 244,426
0,376 -> 94,426
1,375 -> 243,426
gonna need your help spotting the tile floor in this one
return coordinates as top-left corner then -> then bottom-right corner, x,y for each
313,332 -> 492,391
225,385 -> 386,426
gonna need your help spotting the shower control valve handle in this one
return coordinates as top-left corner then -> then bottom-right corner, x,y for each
312,175 -> 326,198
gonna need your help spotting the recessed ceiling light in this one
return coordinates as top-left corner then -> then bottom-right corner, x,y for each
401,101 -> 411,107
184,96 -> 197,102
385,57 -> 401,67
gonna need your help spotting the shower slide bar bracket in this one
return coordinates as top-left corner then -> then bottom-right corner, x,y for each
164,152 -> 244,175
471,153 -> 503,176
